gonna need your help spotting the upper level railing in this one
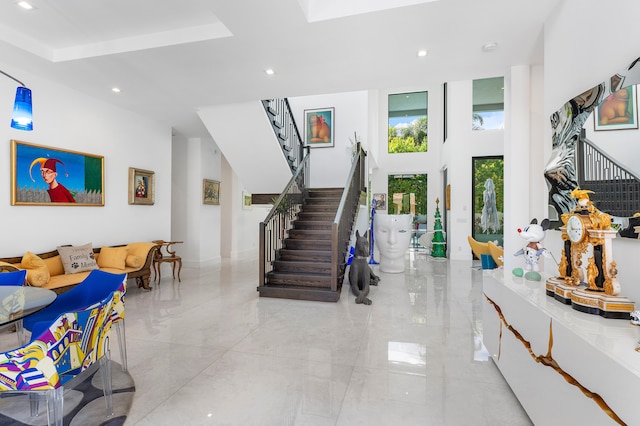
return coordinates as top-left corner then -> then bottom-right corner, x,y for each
330,143 -> 367,291
262,98 -> 307,173
577,130 -> 640,216
259,154 -> 309,285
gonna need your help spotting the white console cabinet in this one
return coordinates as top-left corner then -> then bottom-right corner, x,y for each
482,270 -> 640,425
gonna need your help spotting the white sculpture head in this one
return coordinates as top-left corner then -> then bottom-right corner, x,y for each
374,214 -> 412,273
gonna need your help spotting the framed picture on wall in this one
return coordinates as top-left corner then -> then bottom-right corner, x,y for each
203,179 -> 220,205
11,140 -> 104,206
242,191 -> 252,210
372,193 -> 386,210
304,107 -> 335,147
594,85 -> 639,131
128,167 -> 155,205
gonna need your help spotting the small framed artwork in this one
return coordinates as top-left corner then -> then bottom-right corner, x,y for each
11,140 -> 104,206
242,191 -> 252,210
304,107 -> 335,148
594,85 -> 639,131
128,167 -> 155,205
372,193 -> 386,210
203,179 -> 220,205
446,184 -> 451,210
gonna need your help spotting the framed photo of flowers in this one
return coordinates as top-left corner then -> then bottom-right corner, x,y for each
203,179 -> 220,205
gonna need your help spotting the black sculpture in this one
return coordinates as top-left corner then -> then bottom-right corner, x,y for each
349,230 -> 380,305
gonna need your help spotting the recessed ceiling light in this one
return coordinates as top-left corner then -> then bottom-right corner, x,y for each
111,87 -> 121,93
417,50 -> 428,57
265,69 -> 275,75
17,1 -> 34,10
482,42 -> 498,52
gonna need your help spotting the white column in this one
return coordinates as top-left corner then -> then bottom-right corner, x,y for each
504,65 -> 532,270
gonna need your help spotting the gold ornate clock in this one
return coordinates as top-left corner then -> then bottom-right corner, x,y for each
566,214 -> 587,243
545,188 -> 633,319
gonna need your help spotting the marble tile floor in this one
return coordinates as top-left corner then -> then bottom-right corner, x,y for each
1,253 -> 533,425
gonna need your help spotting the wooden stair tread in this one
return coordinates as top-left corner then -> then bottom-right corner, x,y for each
288,230 -> 332,239
257,285 -> 340,302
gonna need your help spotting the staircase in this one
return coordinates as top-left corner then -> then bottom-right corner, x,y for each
259,188 -> 345,302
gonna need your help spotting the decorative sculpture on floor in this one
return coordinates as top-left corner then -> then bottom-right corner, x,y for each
374,214 -> 412,273
481,178 -> 500,233
513,218 -> 550,281
349,230 -> 379,305
431,198 -> 446,258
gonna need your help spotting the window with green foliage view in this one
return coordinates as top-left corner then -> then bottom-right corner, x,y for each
388,92 -> 428,153
387,174 -> 427,218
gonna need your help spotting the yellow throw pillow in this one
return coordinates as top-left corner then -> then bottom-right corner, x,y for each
98,247 -> 128,270
20,252 -> 50,287
21,251 -> 46,269
44,256 -> 65,276
127,242 -> 156,258
125,255 -> 144,269
25,268 -> 49,287
57,243 -> 99,274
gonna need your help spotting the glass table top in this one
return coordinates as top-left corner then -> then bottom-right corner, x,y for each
0,286 -> 57,326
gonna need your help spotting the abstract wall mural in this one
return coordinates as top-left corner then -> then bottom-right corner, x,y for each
545,56 -> 640,238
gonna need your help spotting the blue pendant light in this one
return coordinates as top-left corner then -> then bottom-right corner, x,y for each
11,87 -> 33,131
1,69 -> 33,131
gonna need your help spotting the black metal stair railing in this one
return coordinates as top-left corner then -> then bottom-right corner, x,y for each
259,154 -> 309,285
330,143 -> 367,291
578,130 -> 640,217
262,98 -> 308,173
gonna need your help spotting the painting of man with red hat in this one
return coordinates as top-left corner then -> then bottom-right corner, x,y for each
11,140 -> 104,206
29,157 -> 75,202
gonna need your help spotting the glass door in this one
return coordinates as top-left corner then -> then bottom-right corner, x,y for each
472,157 -> 504,254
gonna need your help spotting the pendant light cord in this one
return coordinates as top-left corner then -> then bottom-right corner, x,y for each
0,69 -> 26,87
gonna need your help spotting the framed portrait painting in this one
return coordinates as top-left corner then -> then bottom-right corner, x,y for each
594,85 -> 639,131
128,167 -> 155,205
304,107 -> 334,148
203,179 -> 220,205
11,140 -> 104,206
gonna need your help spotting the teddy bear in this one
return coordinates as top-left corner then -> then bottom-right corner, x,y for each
513,218 -> 550,281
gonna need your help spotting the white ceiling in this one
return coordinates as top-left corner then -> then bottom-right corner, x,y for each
0,0 -> 560,138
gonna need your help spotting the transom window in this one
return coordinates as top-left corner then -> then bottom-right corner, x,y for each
388,91 -> 428,153
472,77 -> 504,130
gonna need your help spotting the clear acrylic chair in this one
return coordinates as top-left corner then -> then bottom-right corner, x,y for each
22,270 -> 128,370
0,290 -> 118,426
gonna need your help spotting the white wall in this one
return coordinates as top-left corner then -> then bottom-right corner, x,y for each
220,154 -> 268,260
0,60 -> 171,257
542,0 -> 640,303
441,80 -> 504,260
369,84 -> 443,239
171,136 -> 222,266
289,91 -> 368,188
